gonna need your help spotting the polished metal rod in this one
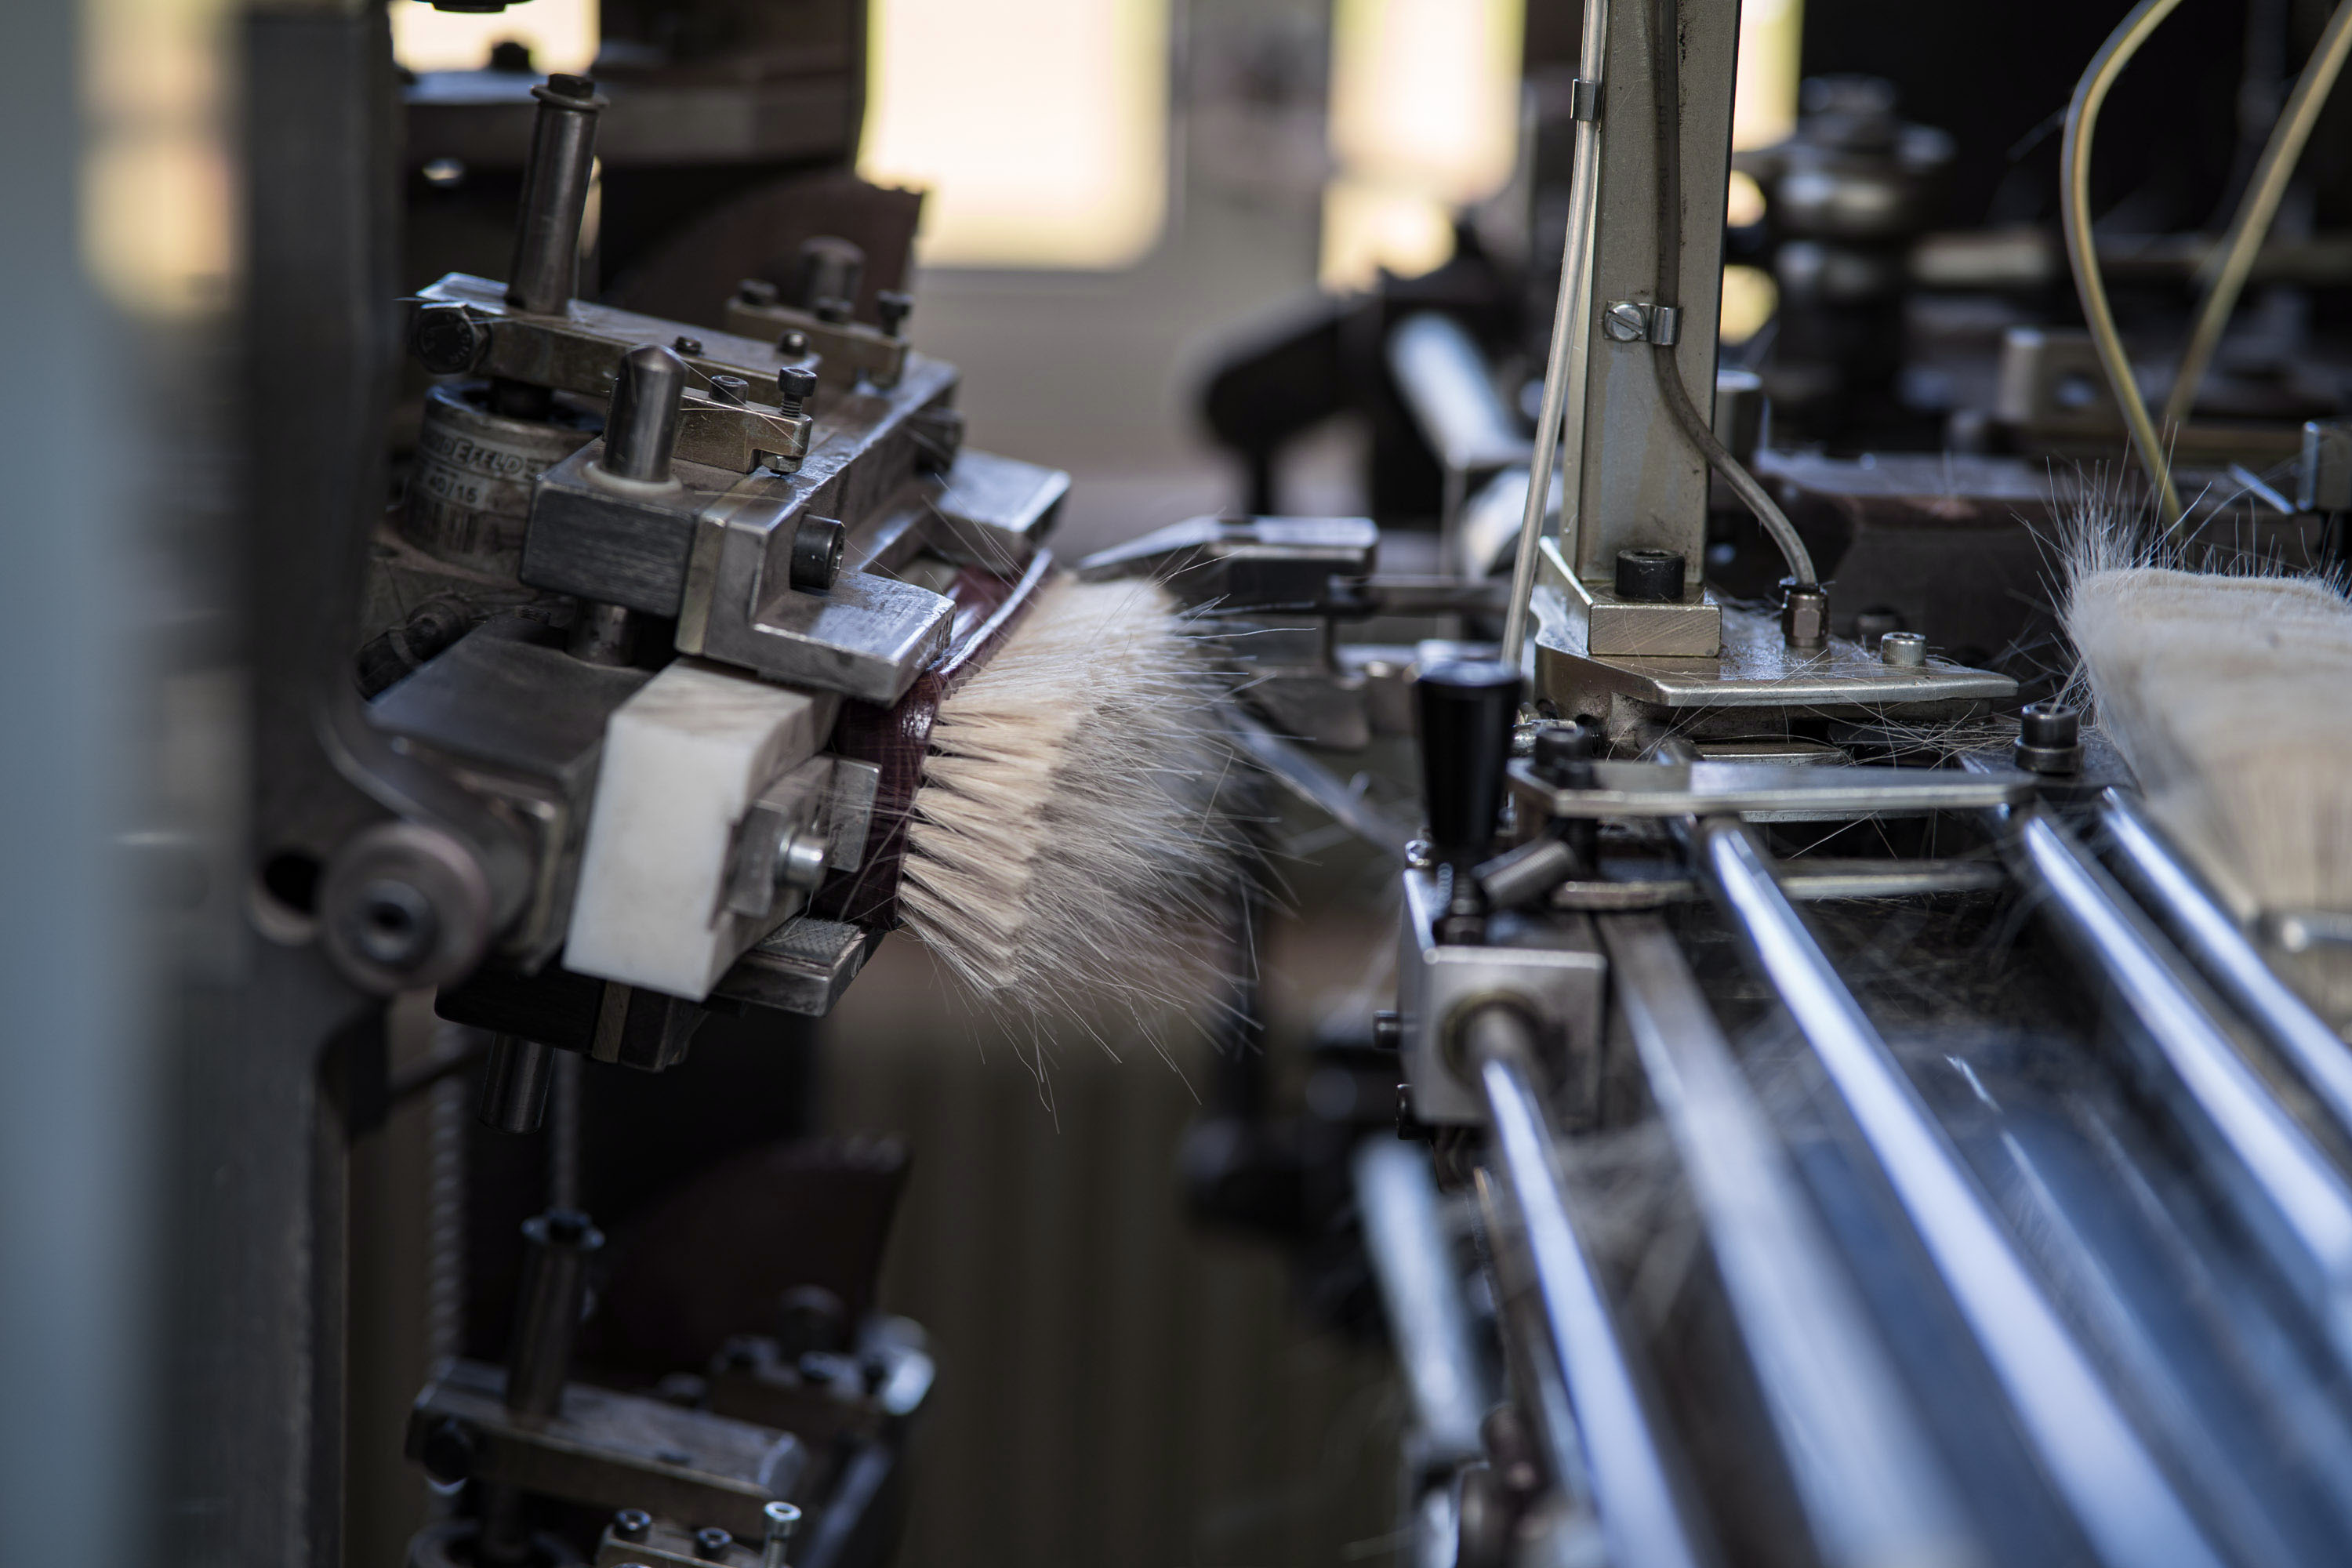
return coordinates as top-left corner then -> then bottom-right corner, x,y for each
2003,804 -> 2352,1365
600,344 -> 688,483
477,1033 -> 554,1134
1468,1005 -> 1712,1568
1693,816 -> 2224,1568
506,74 -> 604,314
1601,914 -> 1978,1568
1353,1139 -> 1486,1465
1499,0 -> 1610,666
2100,788 -> 2352,1141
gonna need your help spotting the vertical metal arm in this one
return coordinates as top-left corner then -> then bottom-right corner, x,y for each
1690,816 -> 2224,1568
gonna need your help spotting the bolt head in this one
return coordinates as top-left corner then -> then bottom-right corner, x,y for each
344,878 -> 438,968
673,335 -> 704,357
1603,301 -> 1650,342
876,289 -> 913,336
419,1418 -> 475,1484
708,373 -> 750,407
778,329 -> 811,356
776,365 -> 818,406
410,306 -> 483,375
814,296 -> 852,325
613,1509 -> 652,1543
736,278 -> 780,307
1780,579 -> 1830,649
1878,630 -> 1927,666
693,1526 -> 733,1560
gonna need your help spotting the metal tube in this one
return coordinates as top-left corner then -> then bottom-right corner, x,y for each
477,1034 -> 555,1134
506,75 -> 604,315
504,1209 -> 604,1417
1466,1006 -> 1711,1568
1600,914 -> 1976,1568
599,344 -> 688,483
1500,0 -> 1610,666
1352,1140 -> 1486,1465
2001,804 -> 2352,1363
1692,816 -> 2225,1568
2099,789 -> 2352,1142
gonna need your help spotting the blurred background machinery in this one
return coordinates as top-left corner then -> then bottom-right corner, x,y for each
16,0 -> 2352,1566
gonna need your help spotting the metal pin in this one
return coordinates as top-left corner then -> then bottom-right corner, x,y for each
506,74 -> 604,315
601,344 -> 688,483
760,1501 -> 802,1568
477,1034 -> 554,1134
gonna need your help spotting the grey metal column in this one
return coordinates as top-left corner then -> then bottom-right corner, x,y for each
1692,815 -> 2225,1568
2000,803 -> 2352,1366
1600,914 -> 1980,1568
1566,0 -> 1735,594
1466,1005 -> 1713,1568
506,74 -> 604,315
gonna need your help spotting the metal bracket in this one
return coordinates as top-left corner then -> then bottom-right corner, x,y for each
1570,77 -> 1603,121
1602,300 -> 1681,345
720,756 -> 881,921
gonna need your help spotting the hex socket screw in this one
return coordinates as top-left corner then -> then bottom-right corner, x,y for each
761,1501 -> 803,1568
776,365 -> 817,421
612,1510 -> 652,1544
1878,630 -> 1927,666
876,290 -> 913,338
789,516 -> 845,592
692,1527 -> 732,1561
2013,701 -> 2085,775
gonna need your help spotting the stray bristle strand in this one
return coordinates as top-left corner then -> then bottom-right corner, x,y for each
894,576 -> 1245,1044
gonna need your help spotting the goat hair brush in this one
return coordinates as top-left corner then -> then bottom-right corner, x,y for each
890,574 -> 1247,1047
2060,495 -> 2352,1011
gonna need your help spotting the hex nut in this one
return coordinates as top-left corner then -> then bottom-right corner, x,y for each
1780,579 -> 1830,650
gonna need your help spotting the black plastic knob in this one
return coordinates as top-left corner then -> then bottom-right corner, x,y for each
1415,660 -> 1520,863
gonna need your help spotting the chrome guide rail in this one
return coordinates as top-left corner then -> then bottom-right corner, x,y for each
1600,913 -> 1980,1568
2100,789 -> 2352,1145
2001,804 -> 2352,1368
1692,815 -> 2226,1568
1352,1139 -> 1487,1466
1469,1006 -> 1712,1568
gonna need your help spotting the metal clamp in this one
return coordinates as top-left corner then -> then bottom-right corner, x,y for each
1570,77 -> 1603,122
1602,301 -> 1682,346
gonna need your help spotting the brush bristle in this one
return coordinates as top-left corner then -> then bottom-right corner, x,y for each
893,575 -> 1245,1042
2061,495 -> 2352,919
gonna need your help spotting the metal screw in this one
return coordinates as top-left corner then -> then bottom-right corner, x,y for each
347,878 -> 438,968
761,1501 -> 802,1568
693,1526 -> 733,1560
707,373 -> 750,407
813,296 -> 852,325
1780,578 -> 1830,650
410,304 -> 484,374
673,335 -> 704,356
613,1510 -> 652,1544
1603,301 -> 1650,342
1613,547 -> 1684,603
1878,630 -> 1927,666
2013,702 -> 2084,775
788,515 -> 844,592
736,278 -> 780,307
876,290 -> 913,337
777,328 -> 810,356
1533,723 -> 1599,786
776,365 -> 817,419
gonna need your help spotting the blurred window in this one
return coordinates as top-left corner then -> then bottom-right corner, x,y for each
860,0 -> 1171,270
391,0 -> 598,75
1322,0 -> 1523,289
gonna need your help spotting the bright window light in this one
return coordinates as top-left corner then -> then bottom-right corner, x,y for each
1321,0 -> 1524,290
860,0 -> 1171,271
391,0 -> 598,76
1733,0 -> 1803,152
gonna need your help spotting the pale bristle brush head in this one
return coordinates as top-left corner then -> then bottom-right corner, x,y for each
2058,481 -> 2352,1018
891,574 -> 1253,1059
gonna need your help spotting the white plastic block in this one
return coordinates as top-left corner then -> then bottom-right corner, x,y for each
564,658 -> 839,1000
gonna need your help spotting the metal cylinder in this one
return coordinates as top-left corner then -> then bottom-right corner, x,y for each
506,75 -> 604,314
566,601 -> 636,666
404,382 -> 598,575
760,1501 -> 802,1568
477,1034 -> 556,1134
504,1208 -> 605,1417
600,345 -> 688,483
794,235 -> 866,314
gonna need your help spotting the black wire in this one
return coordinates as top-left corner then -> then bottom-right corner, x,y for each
1645,0 -> 1818,588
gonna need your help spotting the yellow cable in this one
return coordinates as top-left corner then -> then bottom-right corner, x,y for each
2061,0 -> 2189,532
2162,0 -> 2352,437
